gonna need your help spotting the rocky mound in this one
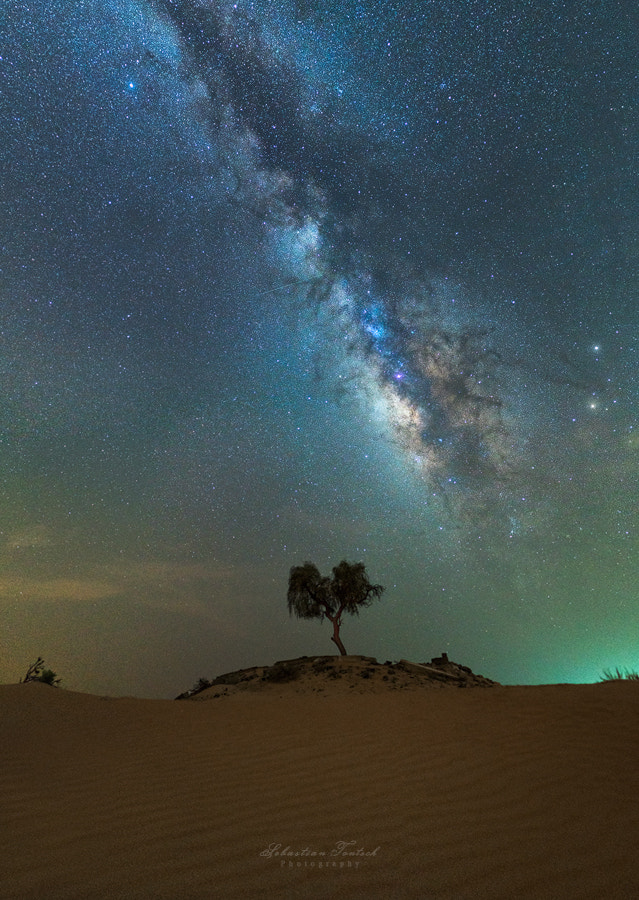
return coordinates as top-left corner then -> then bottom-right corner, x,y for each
176,652 -> 498,699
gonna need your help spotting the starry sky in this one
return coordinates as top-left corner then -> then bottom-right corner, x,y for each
2,0 -> 637,697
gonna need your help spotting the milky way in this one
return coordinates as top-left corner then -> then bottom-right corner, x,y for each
1,0 -> 637,694
151,0 -> 555,501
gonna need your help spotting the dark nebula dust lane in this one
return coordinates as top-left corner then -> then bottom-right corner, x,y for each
1,0 -> 637,695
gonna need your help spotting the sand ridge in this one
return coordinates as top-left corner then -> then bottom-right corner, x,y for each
2,675 -> 639,899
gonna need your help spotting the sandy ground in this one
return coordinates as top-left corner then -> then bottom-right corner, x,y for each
2,675 -> 639,899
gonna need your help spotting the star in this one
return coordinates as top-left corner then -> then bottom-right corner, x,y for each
0,0 -> 637,695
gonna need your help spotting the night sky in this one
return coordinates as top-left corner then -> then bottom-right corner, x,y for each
2,0 -> 637,697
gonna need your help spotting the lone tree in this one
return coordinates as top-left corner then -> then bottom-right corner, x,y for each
287,560 -> 384,655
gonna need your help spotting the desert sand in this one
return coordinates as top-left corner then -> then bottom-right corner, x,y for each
2,657 -> 639,899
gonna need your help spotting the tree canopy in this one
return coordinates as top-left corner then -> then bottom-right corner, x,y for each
287,559 -> 384,655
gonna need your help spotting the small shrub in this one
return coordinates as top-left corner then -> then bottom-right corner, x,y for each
21,657 -> 61,687
265,663 -> 300,683
599,667 -> 639,682
312,658 -> 332,672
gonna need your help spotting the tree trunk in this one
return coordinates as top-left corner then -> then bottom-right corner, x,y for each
329,615 -> 347,655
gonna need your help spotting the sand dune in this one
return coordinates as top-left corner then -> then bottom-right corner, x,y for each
2,665 -> 639,899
